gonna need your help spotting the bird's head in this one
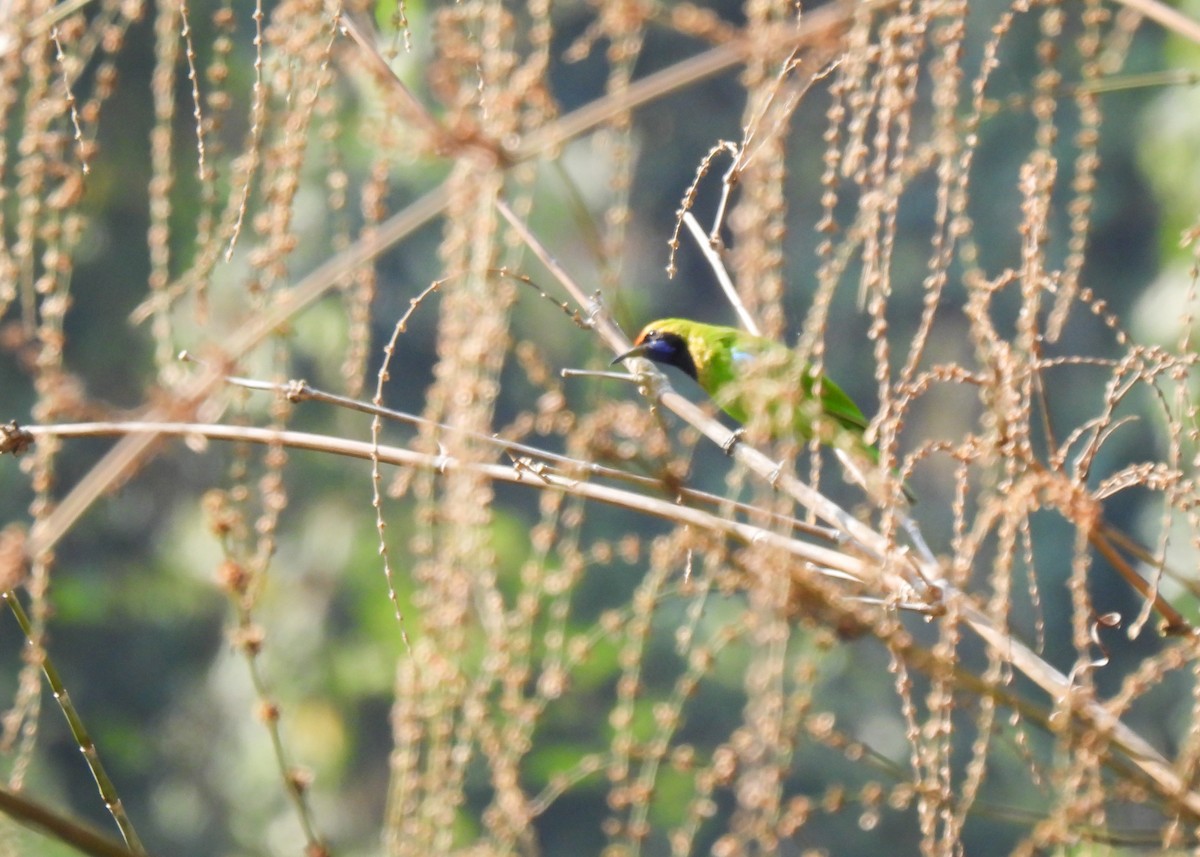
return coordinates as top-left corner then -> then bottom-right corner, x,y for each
611,319 -> 698,381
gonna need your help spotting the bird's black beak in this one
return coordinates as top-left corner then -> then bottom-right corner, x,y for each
611,344 -> 648,366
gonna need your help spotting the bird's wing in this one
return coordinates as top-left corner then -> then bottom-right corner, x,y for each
812,374 -> 871,432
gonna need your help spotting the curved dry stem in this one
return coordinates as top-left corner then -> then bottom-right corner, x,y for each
17,421 -> 869,580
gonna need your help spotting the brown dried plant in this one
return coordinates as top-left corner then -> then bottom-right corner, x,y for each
2,0 -> 1200,855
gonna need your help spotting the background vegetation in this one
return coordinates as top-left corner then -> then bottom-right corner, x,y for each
2,0 -> 1200,854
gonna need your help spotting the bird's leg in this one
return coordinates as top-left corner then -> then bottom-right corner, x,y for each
720,427 -> 745,455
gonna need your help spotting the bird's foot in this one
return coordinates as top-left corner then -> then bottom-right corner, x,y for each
721,428 -> 745,455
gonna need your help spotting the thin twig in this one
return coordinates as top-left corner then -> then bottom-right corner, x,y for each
682,211 -> 759,335
0,783 -> 145,857
1,591 -> 146,855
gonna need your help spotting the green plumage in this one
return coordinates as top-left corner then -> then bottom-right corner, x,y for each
615,317 -> 910,500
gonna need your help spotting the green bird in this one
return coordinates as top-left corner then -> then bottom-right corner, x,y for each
613,317 -> 912,502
